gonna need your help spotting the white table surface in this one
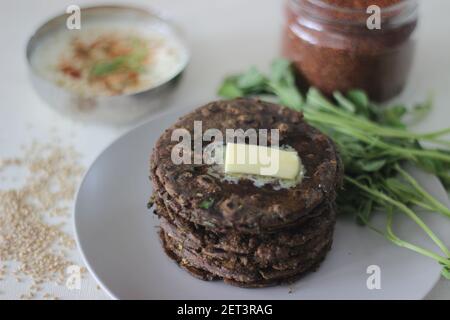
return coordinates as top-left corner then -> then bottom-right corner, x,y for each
0,0 -> 449,300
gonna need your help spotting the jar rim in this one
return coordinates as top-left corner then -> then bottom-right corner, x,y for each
295,0 -> 417,14
288,0 -> 418,26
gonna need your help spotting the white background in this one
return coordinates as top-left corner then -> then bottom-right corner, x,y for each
0,0 -> 449,299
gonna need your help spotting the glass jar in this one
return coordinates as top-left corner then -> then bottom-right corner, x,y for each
282,0 -> 418,102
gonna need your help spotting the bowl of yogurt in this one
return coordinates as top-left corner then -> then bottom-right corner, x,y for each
26,5 -> 189,124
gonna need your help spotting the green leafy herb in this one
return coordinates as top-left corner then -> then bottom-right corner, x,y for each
199,198 -> 214,210
236,67 -> 266,90
90,38 -> 148,77
218,76 -> 244,98
218,59 -> 302,110
218,58 -> 450,278
90,56 -> 128,76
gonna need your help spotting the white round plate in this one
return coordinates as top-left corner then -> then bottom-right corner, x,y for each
74,111 -> 450,300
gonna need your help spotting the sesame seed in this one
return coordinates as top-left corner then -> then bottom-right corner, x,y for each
0,143 -> 85,299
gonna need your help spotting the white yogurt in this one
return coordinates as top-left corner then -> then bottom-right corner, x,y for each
30,20 -> 188,97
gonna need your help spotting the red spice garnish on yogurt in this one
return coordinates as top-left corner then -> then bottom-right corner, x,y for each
57,33 -> 153,95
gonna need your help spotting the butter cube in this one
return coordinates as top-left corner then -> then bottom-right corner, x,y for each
224,143 -> 300,180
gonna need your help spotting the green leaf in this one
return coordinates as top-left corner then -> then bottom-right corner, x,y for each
90,56 -> 127,76
270,58 -> 294,84
236,67 -> 266,90
306,87 -> 335,111
357,159 -> 386,172
218,58 -> 304,109
333,91 -> 356,113
90,38 -> 149,77
199,198 -> 214,209
218,77 -> 243,98
267,58 -> 303,110
269,82 -> 303,111
347,90 -> 369,109
381,105 -> 407,128
384,178 -> 418,200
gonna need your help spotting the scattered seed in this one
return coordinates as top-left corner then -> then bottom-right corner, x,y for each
0,143 -> 85,298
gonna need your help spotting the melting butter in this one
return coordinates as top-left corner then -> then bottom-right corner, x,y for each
224,143 -> 301,180
207,144 -> 305,190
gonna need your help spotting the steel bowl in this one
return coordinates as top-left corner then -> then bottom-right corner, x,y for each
26,5 -> 189,125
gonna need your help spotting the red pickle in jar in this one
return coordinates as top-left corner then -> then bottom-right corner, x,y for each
282,0 -> 418,102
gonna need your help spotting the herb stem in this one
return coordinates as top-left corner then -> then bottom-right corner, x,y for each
395,165 -> 450,218
345,176 -> 450,257
385,210 -> 450,266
